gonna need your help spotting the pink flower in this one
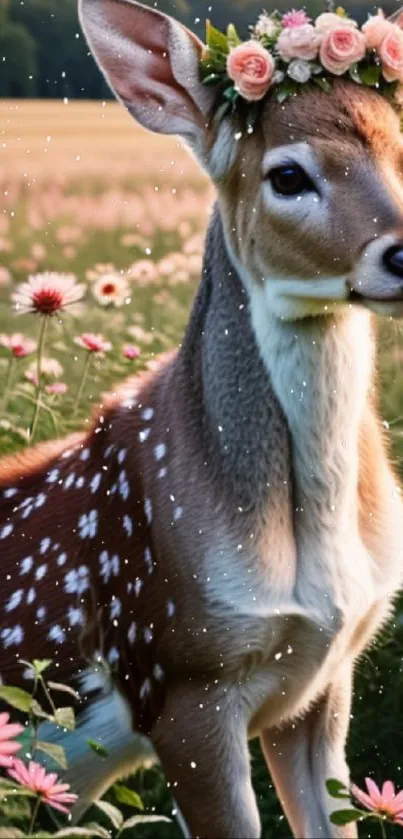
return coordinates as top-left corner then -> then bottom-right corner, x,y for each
0,712 -> 24,768
45,382 -> 68,395
122,344 -> 140,360
8,759 -> 78,814
282,10 -> 311,28
315,12 -> 357,32
74,333 -> 112,354
276,24 -> 321,62
362,11 -> 394,50
379,27 -> 403,83
227,41 -> 275,101
320,26 -> 366,75
0,333 -> 37,358
12,272 -> 85,316
352,778 -> 403,824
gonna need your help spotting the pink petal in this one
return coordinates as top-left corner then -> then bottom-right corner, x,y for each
44,799 -> 70,814
0,754 -> 16,768
351,784 -> 375,811
0,722 -> 24,739
392,790 -> 403,809
0,713 -> 10,728
365,778 -> 382,805
0,741 -> 22,755
47,783 -> 71,795
382,780 -> 396,805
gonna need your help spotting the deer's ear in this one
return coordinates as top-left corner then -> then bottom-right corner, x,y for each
79,0 -> 215,146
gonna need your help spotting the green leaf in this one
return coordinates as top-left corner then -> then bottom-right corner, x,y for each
0,686 -> 32,713
113,784 -> 144,811
313,76 -> 332,93
47,682 -> 81,701
358,62 -> 382,86
206,20 -> 229,54
0,829 -> 26,838
54,706 -> 75,731
349,63 -> 362,84
54,828 -> 110,839
0,787 -> 36,800
95,799 -> 124,829
330,809 -> 365,826
121,815 -> 172,832
0,793 -> 31,820
32,658 -> 53,675
36,740 -> 68,770
201,73 -> 221,86
226,23 -> 241,48
86,739 -> 109,758
31,699 -> 53,722
326,778 -> 351,799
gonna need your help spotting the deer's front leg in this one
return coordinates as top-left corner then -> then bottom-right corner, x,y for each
151,684 -> 260,839
261,665 -> 357,839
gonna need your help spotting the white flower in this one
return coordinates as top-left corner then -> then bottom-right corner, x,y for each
92,272 -> 129,307
287,59 -> 313,83
254,12 -> 279,38
12,272 -> 85,315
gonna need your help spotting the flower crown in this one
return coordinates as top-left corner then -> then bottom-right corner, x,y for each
200,7 -> 403,121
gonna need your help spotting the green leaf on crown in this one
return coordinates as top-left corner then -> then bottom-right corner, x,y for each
227,23 -> 241,49
206,20 -> 229,55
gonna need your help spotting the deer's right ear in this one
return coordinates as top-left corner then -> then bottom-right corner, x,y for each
79,0 -> 217,151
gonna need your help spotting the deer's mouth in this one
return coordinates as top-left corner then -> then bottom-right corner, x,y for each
348,286 -> 403,317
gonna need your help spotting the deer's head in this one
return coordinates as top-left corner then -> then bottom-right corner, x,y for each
80,0 -> 403,320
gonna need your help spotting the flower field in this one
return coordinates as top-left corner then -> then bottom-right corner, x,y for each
1,98 -> 403,838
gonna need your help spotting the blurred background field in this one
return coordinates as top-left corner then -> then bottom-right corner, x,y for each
1,97 -> 403,838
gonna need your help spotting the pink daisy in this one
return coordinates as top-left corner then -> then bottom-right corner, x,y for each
122,344 -> 141,360
12,272 -> 85,316
0,712 -> 24,768
8,759 -> 78,814
282,9 -> 311,27
74,333 -> 112,354
352,778 -> 403,824
0,333 -> 37,358
45,382 -> 68,395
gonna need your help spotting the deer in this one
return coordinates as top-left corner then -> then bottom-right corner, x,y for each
1,0 -> 403,836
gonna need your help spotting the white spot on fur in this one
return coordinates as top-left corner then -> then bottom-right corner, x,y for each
144,626 -> 153,644
76,476 -> 85,489
153,663 -> 164,681
20,557 -> 33,575
166,600 -> 175,618
35,493 -> 46,508
80,448 -> 90,461
139,679 -> 151,701
157,467 -> 167,479
26,588 -> 36,605
64,566 -> 90,595
48,624 -> 65,644
117,448 -> 127,464
118,471 -> 130,501
35,564 -> 47,581
142,408 -> 154,421
173,506 -> 183,521
40,538 -> 51,554
3,488 -> 17,498
154,443 -> 166,461
1,625 -> 23,646
78,510 -> 98,539
123,515 -> 133,537
57,553 -> 67,566
99,552 -> 119,583
0,523 -> 13,539
68,606 -> 85,627
64,473 -> 75,490
36,606 -> 46,622
139,429 -> 151,443
144,498 -> 152,525
128,622 -> 136,644
5,590 -> 24,612
46,468 -> 60,484
90,473 -> 102,494
110,597 -> 121,620
144,547 -> 153,575
107,646 -> 119,665
134,577 -> 143,597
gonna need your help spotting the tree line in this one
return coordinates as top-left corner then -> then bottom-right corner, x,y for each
0,0 -> 390,99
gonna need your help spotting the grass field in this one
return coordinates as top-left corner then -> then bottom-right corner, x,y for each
1,100 -> 403,838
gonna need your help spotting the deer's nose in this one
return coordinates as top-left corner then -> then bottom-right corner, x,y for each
382,245 -> 403,278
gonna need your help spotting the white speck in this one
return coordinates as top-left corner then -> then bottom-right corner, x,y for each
274,652 -> 282,661
0,523 -> 13,539
144,498 -> 152,524
20,556 -> 33,575
139,429 -> 151,443
142,408 -> 154,421
287,645 -> 293,655
90,473 -> 102,494
166,600 -> 175,618
154,443 -> 167,461
35,564 -> 47,581
190,761 -> 197,769
157,467 -> 167,479
5,590 -> 24,612
48,624 -> 65,644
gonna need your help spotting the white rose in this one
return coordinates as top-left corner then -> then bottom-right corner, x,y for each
287,58 -> 313,83
255,13 -> 278,38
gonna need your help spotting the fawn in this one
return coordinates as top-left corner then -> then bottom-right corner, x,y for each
1,0 -> 403,836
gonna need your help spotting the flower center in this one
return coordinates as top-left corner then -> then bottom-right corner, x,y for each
101,282 -> 116,295
32,288 -> 64,314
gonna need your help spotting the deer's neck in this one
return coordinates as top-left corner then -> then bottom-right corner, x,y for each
180,205 -> 374,522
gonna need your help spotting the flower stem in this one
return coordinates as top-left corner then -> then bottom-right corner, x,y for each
73,352 -> 91,418
29,795 -> 41,835
29,316 -> 48,441
1,355 -> 16,413
380,817 -> 387,839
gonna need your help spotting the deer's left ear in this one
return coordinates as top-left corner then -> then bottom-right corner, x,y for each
79,0 -> 216,149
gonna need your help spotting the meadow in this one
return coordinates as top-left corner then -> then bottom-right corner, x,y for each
1,99 -> 403,838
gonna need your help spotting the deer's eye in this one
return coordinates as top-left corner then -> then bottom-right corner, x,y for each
267,164 -> 315,197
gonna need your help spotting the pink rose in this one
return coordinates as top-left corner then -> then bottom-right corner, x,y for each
227,41 -> 275,101
379,27 -> 403,83
276,24 -> 321,62
320,26 -> 366,75
315,12 -> 357,33
362,12 -> 394,50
